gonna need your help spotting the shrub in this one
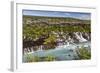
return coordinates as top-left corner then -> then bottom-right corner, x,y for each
33,56 -> 40,62
76,47 -> 91,60
45,55 -> 56,61
24,54 -> 34,62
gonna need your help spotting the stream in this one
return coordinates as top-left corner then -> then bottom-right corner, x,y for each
23,41 -> 91,62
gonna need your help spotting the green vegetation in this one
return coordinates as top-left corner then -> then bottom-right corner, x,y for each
45,55 -> 56,61
76,47 -> 91,60
23,14 -> 91,62
23,15 -> 90,24
24,54 -> 56,62
24,47 -> 91,62
24,54 -> 34,62
23,15 -> 90,43
23,15 -> 91,57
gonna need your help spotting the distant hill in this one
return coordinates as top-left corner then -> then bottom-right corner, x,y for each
23,15 -> 91,25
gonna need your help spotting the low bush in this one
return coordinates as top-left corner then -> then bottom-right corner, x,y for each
76,47 -> 91,60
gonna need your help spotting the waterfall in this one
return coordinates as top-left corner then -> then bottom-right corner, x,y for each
74,32 -> 87,42
38,45 -> 43,51
67,42 -> 70,46
24,48 -> 27,54
31,47 -> 34,53
85,33 -> 90,40
68,36 -> 71,40
80,33 -> 87,42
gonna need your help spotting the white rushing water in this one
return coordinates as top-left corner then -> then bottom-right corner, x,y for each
38,45 -> 43,51
74,32 -> 87,42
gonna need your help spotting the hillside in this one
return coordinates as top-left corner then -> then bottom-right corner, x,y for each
23,15 -> 90,25
23,15 -> 91,54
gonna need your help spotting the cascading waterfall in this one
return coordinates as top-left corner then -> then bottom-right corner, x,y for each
80,33 -> 87,42
74,32 -> 87,42
30,47 -> 34,53
38,45 -> 43,51
85,33 -> 90,40
67,42 -> 70,46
